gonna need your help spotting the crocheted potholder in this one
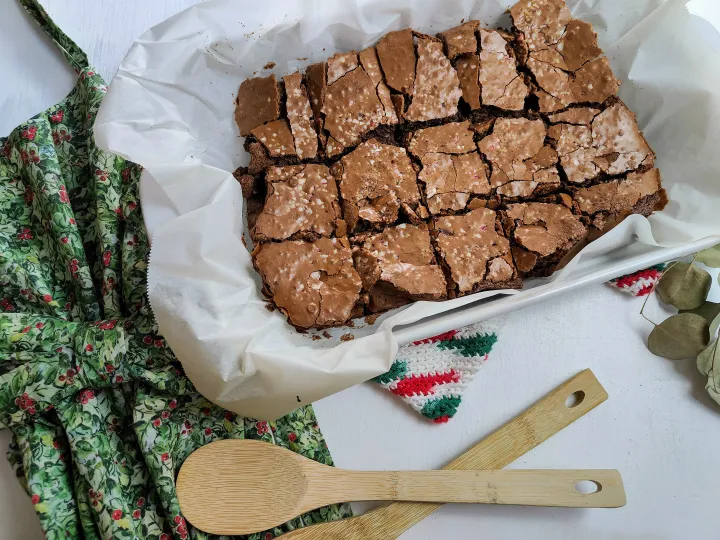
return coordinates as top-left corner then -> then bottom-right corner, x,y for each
373,320 -> 505,423
607,263 -> 667,297
375,264 -> 668,424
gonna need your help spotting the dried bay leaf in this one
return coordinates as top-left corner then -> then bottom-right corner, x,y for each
647,313 -> 709,360
696,244 -> 720,268
656,262 -> 712,310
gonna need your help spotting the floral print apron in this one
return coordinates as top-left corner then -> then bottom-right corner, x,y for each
0,2 -> 351,538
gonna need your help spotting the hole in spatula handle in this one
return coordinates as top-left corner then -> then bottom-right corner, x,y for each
565,390 -> 585,408
574,480 -> 602,494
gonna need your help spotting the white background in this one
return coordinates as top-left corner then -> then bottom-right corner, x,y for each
1,1 -> 719,539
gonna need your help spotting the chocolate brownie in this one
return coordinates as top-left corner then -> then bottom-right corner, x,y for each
253,237 -> 363,329
510,0 -> 619,112
547,101 -> 655,185
477,117 -> 561,199
503,202 -> 588,277
232,1 -> 668,331
439,20 -> 480,60
283,73 -> 318,160
377,30 -> 463,123
253,165 -> 343,242
407,122 -> 491,214
235,74 -> 281,136
572,168 -> 667,236
331,139 -> 422,233
352,224 -> 447,312
433,208 -> 522,296
477,28 -> 528,111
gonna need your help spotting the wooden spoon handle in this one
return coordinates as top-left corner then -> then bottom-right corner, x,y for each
322,469 -> 625,507
281,369 -> 609,539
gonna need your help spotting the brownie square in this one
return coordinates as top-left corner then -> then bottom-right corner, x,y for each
252,237 -> 362,329
439,20 -> 479,60
510,0 -> 619,112
477,117 -> 561,199
252,164 -> 343,242
321,56 -> 388,157
572,168 -> 667,237
283,73 -> 318,160
331,139 -> 422,233
433,208 -> 521,296
404,35 -> 463,122
234,74 -> 281,136
407,122 -> 491,215
477,28 -> 528,111
352,224 -> 448,313
502,202 -> 587,277
546,101 -> 655,185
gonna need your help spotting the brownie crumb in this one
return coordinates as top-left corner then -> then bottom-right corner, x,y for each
264,61 -> 276,70
311,334 -> 322,341
322,330 -> 332,339
365,313 -> 381,325
340,333 -> 355,342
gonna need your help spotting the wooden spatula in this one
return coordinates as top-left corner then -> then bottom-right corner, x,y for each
178,370 -> 624,539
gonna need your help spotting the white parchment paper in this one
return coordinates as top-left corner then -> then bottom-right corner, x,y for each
95,0 -> 720,420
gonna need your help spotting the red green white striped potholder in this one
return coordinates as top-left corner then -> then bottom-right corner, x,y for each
373,320 -> 505,424
374,264 -> 668,424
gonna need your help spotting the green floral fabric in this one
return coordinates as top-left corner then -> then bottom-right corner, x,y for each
0,1 -> 351,539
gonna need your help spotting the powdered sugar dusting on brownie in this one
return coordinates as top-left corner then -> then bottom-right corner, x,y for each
327,52 -> 360,85
511,0 -> 619,112
419,152 -> 490,214
359,47 -> 399,125
550,101 -> 654,183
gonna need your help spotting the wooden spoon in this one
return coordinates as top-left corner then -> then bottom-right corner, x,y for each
178,443 -> 625,535
274,368 -> 609,540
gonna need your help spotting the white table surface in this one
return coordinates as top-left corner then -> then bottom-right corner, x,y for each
1,1 -> 719,539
